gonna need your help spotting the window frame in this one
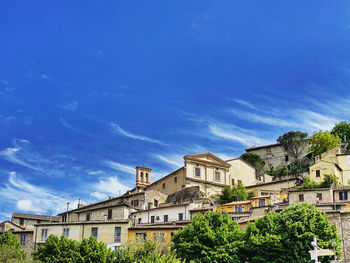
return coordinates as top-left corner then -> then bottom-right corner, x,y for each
41,229 -> 48,241
215,171 -> 220,181
114,227 -> 121,242
91,227 -> 98,239
178,213 -> 184,221
316,170 -> 321,177
20,234 -> 26,245
108,209 -> 112,220
195,167 -> 201,177
164,215 -> 168,222
63,228 -> 70,238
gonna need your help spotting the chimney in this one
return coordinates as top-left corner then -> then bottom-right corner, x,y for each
67,202 -> 70,211
135,166 -> 152,188
77,199 -> 84,209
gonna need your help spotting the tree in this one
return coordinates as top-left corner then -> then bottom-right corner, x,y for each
332,121 -> 350,142
172,211 -> 244,263
320,174 -> 339,188
240,152 -> 265,177
297,176 -> 320,190
32,235 -> 115,263
310,131 -> 340,157
216,183 -> 255,204
115,238 -> 182,263
277,131 -> 309,161
0,231 -> 27,261
243,203 -> 341,263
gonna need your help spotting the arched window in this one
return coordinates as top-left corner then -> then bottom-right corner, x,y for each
145,173 -> 148,183
140,172 -> 144,182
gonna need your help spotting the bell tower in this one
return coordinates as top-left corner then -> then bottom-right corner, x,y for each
136,166 -> 152,188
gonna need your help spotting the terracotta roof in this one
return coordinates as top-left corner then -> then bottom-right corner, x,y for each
221,200 -> 251,206
288,188 -> 331,192
34,219 -> 130,226
12,213 -> 59,221
0,220 -> 25,230
129,220 -> 190,230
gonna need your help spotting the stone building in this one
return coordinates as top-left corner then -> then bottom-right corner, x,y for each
0,213 -> 59,256
245,143 -> 310,171
309,146 -> 350,186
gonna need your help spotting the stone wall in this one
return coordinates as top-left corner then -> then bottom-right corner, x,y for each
289,189 -> 333,205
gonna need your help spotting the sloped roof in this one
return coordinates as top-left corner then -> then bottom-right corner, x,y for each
184,152 -> 231,168
12,213 -> 59,221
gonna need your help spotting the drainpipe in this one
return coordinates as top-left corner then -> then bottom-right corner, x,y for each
34,225 -> 38,250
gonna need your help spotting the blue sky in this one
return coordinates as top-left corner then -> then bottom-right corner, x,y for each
1,1 -> 350,221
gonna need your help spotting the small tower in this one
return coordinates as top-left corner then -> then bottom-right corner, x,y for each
136,166 -> 152,188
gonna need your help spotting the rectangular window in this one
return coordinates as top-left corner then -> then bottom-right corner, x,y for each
86,212 -> 91,221
258,199 -> 266,207
37,220 -> 41,224
162,183 -> 165,189
136,233 -> 146,241
316,193 -> 323,201
20,234 -> 26,245
114,227 -> 121,242
316,170 -> 320,177
19,218 -> 24,226
138,218 -> 142,224
339,191 -> 348,201
164,215 -> 168,222
63,228 -> 70,238
174,177 -> 177,183
238,180 -> 242,185
132,200 -> 139,206
41,229 -> 48,241
62,214 -> 67,222
153,232 -> 165,242
179,213 -> 183,221
108,209 -> 112,220
232,178 -> 235,185
151,216 -> 155,223
195,167 -> 200,177
299,194 -> 304,202
154,199 -> 158,207
285,155 -> 289,162
215,171 -> 220,181
91,228 -> 98,239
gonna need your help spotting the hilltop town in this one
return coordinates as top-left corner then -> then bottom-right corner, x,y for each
2,126 -> 350,261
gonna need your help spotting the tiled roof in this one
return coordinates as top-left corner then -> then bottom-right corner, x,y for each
245,143 -> 281,151
12,213 -> 59,221
35,219 -> 130,226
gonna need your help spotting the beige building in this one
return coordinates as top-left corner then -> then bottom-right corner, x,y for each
310,146 -> 350,186
147,153 -> 259,199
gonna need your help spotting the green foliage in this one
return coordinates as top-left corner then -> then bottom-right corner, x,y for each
0,231 -> 27,261
0,246 -> 35,263
266,159 -> 310,178
320,174 -> 339,188
115,239 -> 182,263
172,211 -> 244,263
277,131 -> 309,160
216,183 -> 255,204
310,131 -> 340,157
32,235 -> 115,263
80,237 -> 115,263
332,121 -> 350,143
240,152 -> 265,176
297,175 -> 339,190
242,203 -> 341,263
297,176 -> 320,189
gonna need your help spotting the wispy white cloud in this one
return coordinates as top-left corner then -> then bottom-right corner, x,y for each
0,139 -> 76,177
110,123 -> 166,146
153,154 -> 183,169
60,118 -> 95,137
103,160 -> 135,174
90,176 -> 130,200
62,101 -> 79,111
209,123 -> 271,147
0,171 -> 75,215
87,170 -> 105,175
232,99 -> 257,110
